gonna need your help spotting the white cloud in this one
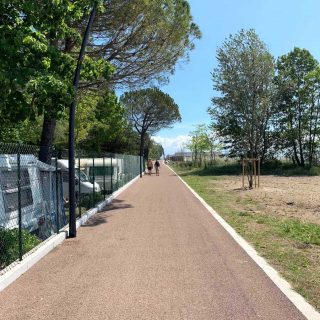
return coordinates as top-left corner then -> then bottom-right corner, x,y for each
153,135 -> 191,155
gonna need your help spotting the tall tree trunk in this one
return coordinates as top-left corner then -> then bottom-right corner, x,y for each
288,113 -> 301,166
297,101 -> 305,166
298,138 -> 304,167
38,38 -> 76,165
287,104 -> 301,166
38,39 -> 60,163
309,98 -> 320,166
248,149 -> 254,189
39,115 -> 56,163
292,141 -> 301,166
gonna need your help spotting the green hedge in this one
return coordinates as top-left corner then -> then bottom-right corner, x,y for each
0,228 -> 40,269
79,193 -> 105,210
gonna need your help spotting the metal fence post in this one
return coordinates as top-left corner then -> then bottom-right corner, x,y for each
143,156 -> 145,173
92,155 -> 95,208
68,3 -> 97,238
110,155 -> 113,193
55,157 -> 60,234
103,156 -> 106,199
123,158 -> 128,184
78,151 -> 81,217
122,157 -> 125,187
116,157 -> 119,191
17,144 -> 23,261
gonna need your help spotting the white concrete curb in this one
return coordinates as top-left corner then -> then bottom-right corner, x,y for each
0,232 -> 66,292
167,165 -> 320,320
0,174 -> 141,293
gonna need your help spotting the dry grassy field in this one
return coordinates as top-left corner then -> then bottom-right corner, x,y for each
215,175 -> 320,225
174,167 -> 320,310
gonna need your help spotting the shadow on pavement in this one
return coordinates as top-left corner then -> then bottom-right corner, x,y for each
104,198 -> 134,212
83,199 -> 133,227
83,215 -> 107,227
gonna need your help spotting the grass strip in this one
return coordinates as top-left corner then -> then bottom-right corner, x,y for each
173,166 -> 320,311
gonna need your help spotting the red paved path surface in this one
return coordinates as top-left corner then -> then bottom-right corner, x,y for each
0,165 -> 306,319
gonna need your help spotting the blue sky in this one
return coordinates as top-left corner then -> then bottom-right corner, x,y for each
154,0 -> 320,155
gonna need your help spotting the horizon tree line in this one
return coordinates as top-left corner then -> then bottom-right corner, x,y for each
208,29 -> 320,168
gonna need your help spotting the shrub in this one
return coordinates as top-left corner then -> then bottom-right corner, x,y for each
309,166 -> 320,176
79,193 -> 105,209
0,228 -> 40,269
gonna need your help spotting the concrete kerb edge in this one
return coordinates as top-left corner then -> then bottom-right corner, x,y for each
0,173 -> 141,293
167,165 -> 320,320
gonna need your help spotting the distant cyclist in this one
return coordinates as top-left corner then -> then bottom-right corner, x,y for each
154,160 -> 160,176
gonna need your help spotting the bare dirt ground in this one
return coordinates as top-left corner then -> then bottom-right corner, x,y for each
215,175 -> 320,225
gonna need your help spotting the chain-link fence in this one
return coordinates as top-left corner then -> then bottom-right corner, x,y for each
0,143 -> 65,271
0,143 -> 141,271
61,151 -> 141,220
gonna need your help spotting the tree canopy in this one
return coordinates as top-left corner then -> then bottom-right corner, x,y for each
208,30 -> 320,168
186,124 -> 221,165
0,0 -> 200,159
208,29 -> 275,160
148,140 -> 165,160
274,47 -> 319,166
80,91 -> 127,152
0,1 -> 114,161
120,87 -> 181,158
89,0 -> 201,87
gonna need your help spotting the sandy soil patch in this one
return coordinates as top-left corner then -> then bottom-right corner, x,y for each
215,175 -> 320,225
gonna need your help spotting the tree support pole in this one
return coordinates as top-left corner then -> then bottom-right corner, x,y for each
258,158 -> 260,188
254,158 -> 257,188
68,3 -> 97,238
242,159 -> 245,190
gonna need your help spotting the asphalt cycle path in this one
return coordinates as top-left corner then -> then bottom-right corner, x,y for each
0,164 -> 307,320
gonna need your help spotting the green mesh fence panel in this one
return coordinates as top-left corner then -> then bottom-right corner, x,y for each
0,143 -> 65,271
0,143 -> 141,271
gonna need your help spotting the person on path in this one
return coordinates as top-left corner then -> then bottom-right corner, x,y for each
154,160 -> 160,176
147,159 -> 153,175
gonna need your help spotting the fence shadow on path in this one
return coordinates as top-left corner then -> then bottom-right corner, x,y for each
83,215 -> 108,227
83,199 -> 133,228
104,199 -> 134,212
